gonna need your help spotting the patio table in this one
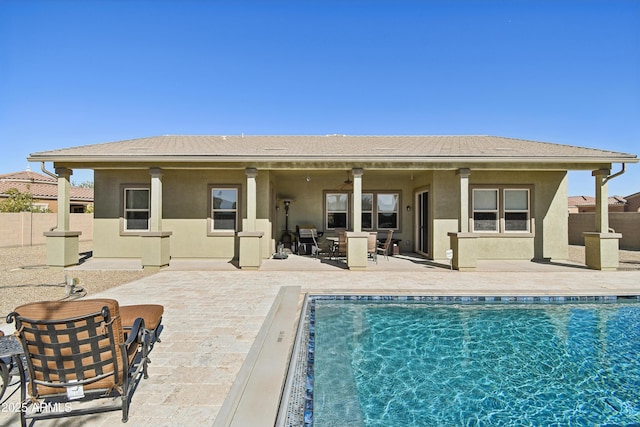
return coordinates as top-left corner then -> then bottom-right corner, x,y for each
0,335 -> 25,402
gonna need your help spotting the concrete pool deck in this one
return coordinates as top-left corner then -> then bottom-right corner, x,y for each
2,254 -> 640,426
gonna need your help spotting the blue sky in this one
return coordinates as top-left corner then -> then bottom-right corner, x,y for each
1,0 -> 638,196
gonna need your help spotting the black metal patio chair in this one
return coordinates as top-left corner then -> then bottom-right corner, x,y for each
7,298 -> 162,426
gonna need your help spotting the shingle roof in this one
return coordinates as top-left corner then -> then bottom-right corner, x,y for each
28,135 -> 638,163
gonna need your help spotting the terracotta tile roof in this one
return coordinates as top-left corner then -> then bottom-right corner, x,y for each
27,135 -> 638,163
0,170 -> 56,183
568,195 -> 627,207
0,171 -> 93,201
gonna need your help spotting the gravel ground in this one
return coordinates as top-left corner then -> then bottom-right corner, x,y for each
1,243 -> 639,330
0,242 -> 153,328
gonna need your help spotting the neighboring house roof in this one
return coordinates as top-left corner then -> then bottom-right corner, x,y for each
625,191 -> 640,199
0,170 -> 94,201
27,135 -> 638,166
568,195 -> 627,207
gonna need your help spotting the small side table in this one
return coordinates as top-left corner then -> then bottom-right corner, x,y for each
0,335 -> 25,402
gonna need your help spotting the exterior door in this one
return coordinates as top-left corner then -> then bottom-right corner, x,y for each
416,190 -> 429,255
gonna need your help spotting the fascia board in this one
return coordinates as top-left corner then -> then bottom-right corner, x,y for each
28,154 -> 639,164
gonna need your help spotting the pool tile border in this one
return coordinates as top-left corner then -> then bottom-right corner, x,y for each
288,294 -> 640,427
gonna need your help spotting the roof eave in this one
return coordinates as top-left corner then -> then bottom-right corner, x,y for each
28,154 -> 639,164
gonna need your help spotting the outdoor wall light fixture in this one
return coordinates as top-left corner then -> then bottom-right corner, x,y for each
406,205 -> 412,212
306,175 -> 311,182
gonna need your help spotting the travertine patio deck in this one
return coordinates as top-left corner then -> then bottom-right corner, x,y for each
2,254 -> 639,426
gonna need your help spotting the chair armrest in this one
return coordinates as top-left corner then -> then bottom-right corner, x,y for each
124,317 -> 145,348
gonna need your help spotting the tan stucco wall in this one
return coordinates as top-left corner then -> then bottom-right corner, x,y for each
92,167 -> 570,262
430,170 -> 568,262
431,170 -> 459,260
0,212 -> 93,248
569,212 -> 640,250
271,170 -> 415,251
94,169 -> 249,259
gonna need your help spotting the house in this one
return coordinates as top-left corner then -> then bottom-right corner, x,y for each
568,192 -> 640,250
0,168 -> 93,213
568,195 -> 629,213
27,135 -> 638,271
623,192 -> 640,212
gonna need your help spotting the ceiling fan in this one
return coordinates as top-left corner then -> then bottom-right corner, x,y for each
337,171 -> 353,190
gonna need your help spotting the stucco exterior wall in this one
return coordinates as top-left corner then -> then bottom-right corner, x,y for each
569,212 -> 640,250
92,167 -> 571,262
0,212 -> 93,248
94,169 -> 249,259
272,170 -> 415,251
429,170 -> 568,261
431,170 -> 459,260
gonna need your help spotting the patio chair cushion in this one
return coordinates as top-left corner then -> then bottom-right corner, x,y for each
120,304 -> 163,331
12,299 -> 126,397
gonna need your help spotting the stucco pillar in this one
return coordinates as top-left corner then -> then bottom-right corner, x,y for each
583,168 -> 621,270
149,168 -> 164,232
56,167 -> 72,231
593,169 -> 609,233
141,167 -> 171,270
44,167 -> 81,268
245,168 -> 258,232
447,168 -> 477,271
345,168 -> 368,270
239,167 -> 263,269
457,168 -> 471,232
352,168 -> 363,232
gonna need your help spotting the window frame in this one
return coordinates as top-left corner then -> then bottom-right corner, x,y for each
361,192 -> 374,230
470,185 -> 533,234
503,188 -> 531,233
324,190 -> 402,231
325,192 -> 350,230
122,186 -> 151,233
472,188 -> 499,233
376,192 -> 400,230
208,185 -> 241,234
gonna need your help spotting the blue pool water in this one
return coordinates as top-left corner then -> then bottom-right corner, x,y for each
311,297 -> 640,426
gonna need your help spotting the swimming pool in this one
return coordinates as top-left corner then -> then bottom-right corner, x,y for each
282,295 -> 640,426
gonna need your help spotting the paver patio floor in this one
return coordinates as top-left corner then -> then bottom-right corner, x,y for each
2,254 -> 639,426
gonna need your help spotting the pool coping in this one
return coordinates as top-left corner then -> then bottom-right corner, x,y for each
213,286 -> 302,427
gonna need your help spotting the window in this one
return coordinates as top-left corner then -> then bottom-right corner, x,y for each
504,189 -> 530,232
473,189 -> 498,232
377,193 -> 399,229
326,193 -> 348,229
211,188 -> 238,231
471,187 -> 531,233
124,188 -> 150,231
361,193 -> 373,229
325,191 -> 401,230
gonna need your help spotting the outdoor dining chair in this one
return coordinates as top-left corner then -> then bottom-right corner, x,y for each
7,298 -> 163,426
377,230 -> 394,261
367,232 -> 378,263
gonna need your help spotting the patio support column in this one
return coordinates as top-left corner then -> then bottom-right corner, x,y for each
584,168 -> 621,270
245,168 -> 258,232
44,167 -> 81,268
352,168 -> 363,232
448,168 -> 477,271
593,168 -> 609,233
347,168 -> 368,270
239,167 -> 263,269
457,168 -> 470,232
141,167 -> 172,270
149,168 -> 164,232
